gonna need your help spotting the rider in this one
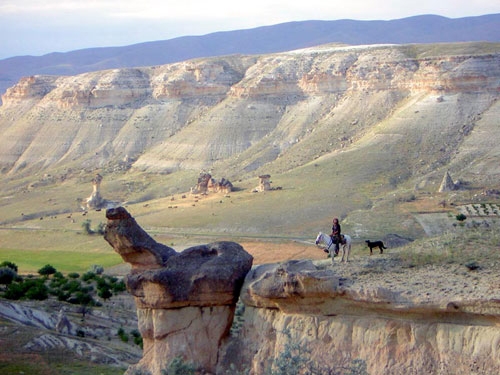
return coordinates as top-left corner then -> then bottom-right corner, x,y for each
330,218 -> 342,255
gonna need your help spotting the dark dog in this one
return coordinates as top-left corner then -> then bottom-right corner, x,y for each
365,240 -> 386,255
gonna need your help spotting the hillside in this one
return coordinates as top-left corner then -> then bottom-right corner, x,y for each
0,42 -> 499,265
0,14 -> 499,100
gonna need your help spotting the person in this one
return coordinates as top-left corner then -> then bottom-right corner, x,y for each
330,218 -> 341,255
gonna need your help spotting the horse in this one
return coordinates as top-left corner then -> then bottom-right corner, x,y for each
315,232 -> 351,263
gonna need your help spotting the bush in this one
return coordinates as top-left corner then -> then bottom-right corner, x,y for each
162,357 -> 196,375
82,271 -> 96,282
38,264 -> 57,276
25,280 -> 48,300
117,327 -> 129,343
89,264 -> 104,275
456,213 -> 467,221
0,267 -> 17,285
0,261 -> 18,272
98,286 -> 112,300
82,219 -> 94,234
3,282 -> 25,300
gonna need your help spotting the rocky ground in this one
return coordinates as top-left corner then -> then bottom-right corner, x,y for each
324,252 -> 500,308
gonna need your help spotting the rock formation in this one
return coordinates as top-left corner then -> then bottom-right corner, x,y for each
103,207 -> 253,375
254,174 -> 271,192
1,44 -> 498,178
103,209 -> 500,374
190,171 -> 213,194
218,260 -> 500,375
208,177 -> 233,194
191,172 -> 233,194
85,173 -> 105,209
438,170 -> 457,192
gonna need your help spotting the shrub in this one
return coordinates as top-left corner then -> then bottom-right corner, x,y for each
89,264 -> 104,275
25,280 -> 49,300
82,271 -> 96,282
131,329 -> 143,348
95,222 -> 106,235
3,282 -> 25,299
68,272 -> 80,279
0,261 -> 18,272
0,267 -> 17,285
117,327 -> 129,343
82,219 -> 94,234
38,264 -> 57,276
98,286 -> 112,300
162,357 -> 196,375
456,213 -> 467,221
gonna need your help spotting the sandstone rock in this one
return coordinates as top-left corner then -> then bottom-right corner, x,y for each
85,173 -> 105,209
241,260 -> 339,313
220,260 -> 500,375
103,207 -> 253,374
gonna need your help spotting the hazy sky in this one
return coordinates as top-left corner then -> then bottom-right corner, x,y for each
1,0 -> 498,59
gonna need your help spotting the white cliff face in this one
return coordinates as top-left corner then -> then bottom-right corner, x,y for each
0,44 -> 498,177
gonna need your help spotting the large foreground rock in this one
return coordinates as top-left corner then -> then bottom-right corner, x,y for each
104,207 -> 253,374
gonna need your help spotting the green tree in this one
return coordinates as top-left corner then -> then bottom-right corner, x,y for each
98,286 -> 112,300
38,264 -> 57,277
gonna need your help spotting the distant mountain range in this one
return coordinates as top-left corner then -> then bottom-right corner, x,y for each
0,13 -> 499,100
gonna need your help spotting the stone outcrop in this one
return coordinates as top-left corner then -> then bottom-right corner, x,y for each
191,172 -> 233,194
103,207 -> 253,375
219,260 -> 500,375
103,210 -> 500,374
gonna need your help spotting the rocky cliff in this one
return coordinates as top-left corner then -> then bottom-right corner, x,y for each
1,42 -> 499,182
105,208 -> 500,375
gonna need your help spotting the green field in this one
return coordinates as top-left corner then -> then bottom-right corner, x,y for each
0,248 -> 123,274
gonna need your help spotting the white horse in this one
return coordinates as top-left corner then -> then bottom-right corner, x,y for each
315,232 -> 352,263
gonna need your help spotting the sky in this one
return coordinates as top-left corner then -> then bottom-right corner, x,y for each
0,0 -> 499,60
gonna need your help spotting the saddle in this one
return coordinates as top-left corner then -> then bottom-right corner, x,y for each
331,234 -> 346,245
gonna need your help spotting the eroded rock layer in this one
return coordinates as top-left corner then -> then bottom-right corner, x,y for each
104,207 -> 253,374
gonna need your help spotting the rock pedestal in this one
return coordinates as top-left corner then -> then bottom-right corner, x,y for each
86,173 -> 105,209
104,207 -> 253,375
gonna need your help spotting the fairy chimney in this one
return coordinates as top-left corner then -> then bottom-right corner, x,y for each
257,174 -> 271,192
103,207 -> 253,375
438,171 -> 456,192
86,173 -> 104,209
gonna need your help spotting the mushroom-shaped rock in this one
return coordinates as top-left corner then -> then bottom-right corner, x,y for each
103,207 -> 253,375
127,241 -> 254,309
